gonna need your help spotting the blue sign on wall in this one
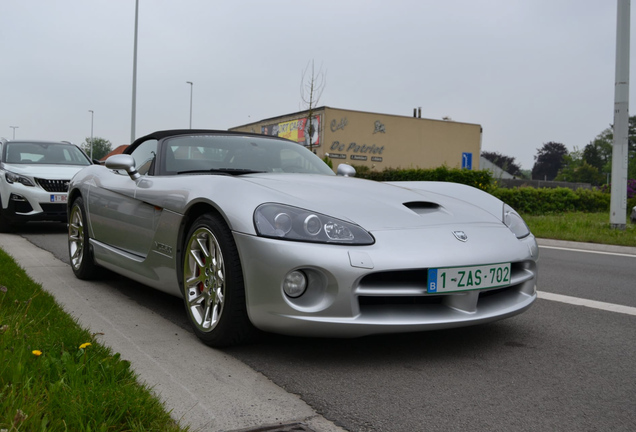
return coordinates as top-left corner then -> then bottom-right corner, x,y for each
462,152 -> 473,170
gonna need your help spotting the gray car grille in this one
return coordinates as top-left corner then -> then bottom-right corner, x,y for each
356,262 -> 532,313
36,179 -> 70,192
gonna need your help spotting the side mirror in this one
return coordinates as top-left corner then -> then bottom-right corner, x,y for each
105,154 -> 140,180
336,163 -> 356,177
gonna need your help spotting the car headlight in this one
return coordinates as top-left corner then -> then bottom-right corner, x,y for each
5,171 -> 35,187
503,204 -> 530,239
254,203 -> 375,245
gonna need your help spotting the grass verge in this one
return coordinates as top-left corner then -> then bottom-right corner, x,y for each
0,248 -> 188,431
523,212 -> 636,247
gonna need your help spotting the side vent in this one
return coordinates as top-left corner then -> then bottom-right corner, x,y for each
404,201 -> 440,215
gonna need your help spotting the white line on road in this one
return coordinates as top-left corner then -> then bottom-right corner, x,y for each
538,291 -> 636,316
539,245 -> 636,258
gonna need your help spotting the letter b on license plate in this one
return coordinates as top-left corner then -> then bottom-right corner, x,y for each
427,263 -> 511,293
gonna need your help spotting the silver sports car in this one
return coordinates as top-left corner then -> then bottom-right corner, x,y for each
68,129 -> 538,347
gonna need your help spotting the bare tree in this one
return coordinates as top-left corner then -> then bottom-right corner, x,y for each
300,60 -> 326,153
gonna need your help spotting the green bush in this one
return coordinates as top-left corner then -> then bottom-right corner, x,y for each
492,187 -> 610,215
628,196 -> 636,216
352,166 -> 627,216
323,156 -> 333,169
353,165 -> 494,191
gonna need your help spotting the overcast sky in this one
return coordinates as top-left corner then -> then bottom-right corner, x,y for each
1,0 -> 633,169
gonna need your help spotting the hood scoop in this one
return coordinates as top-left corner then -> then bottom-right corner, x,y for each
404,201 -> 442,216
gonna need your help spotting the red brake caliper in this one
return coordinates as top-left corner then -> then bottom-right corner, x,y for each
198,257 -> 206,293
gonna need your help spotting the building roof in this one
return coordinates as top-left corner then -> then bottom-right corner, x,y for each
100,144 -> 128,161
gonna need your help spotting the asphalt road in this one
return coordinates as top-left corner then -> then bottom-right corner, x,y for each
16,222 -> 636,432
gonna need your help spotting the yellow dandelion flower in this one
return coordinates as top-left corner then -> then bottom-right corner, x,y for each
79,343 -> 92,349
32,350 -> 42,356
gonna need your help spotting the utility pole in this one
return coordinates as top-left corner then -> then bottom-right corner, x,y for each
186,81 -> 193,128
610,0 -> 630,229
9,126 -> 18,139
88,110 -> 94,160
130,0 -> 139,143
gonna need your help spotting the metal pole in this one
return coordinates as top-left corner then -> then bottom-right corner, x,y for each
130,0 -> 139,143
610,0 -> 630,229
88,110 -> 94,160
186,81 -> 193,128
9,126 -> 18,139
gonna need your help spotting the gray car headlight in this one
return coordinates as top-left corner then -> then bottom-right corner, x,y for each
503,204 -> 530,239
254,203 -> 375,245
5,171 -> 35,187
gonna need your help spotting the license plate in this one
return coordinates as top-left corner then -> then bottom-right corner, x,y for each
427,263 -> 511,293
50,194 -> 67,203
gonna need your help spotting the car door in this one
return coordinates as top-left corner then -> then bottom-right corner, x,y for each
88,140 -> 159,257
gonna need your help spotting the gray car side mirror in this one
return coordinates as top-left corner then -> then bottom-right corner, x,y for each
105,154 -> 141,180
336,163 -> 356,177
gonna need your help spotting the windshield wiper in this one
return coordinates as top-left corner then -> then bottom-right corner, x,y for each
177,168 -> 266,175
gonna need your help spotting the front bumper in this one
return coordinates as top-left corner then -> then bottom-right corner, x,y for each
1,186 -> 68,223
234,225 -> 538,337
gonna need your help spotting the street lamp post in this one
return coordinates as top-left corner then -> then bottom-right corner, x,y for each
186,81 -> 193,128
9,126 -> 18,139
130,0 -> 139,143
88,110 -> 94,160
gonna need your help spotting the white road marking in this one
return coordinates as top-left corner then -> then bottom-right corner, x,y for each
538,291 -> 636,316
539,245 -> 636,258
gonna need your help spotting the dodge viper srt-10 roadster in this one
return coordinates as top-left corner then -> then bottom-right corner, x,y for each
67,129 -> 538,347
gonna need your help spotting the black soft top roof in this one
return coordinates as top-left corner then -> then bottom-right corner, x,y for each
126,129 -> 273,154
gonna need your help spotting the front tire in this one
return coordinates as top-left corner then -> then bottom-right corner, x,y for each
68,196 -> 100,279
0,195 -> 13,233
182,213 -> 254,347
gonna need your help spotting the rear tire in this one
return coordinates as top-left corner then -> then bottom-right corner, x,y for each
182,213 -> 255,347
68,196 -> 101,279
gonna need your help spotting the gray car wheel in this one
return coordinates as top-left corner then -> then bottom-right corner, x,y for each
182,213 -> 254,347
68,196 -> 100,279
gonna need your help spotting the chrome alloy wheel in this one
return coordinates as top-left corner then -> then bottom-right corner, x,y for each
184,227 -> 225,333
68,203 -> 85,271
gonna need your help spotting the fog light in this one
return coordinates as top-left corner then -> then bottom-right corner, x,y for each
283,270 -> 307,298
10,193 -> 26,201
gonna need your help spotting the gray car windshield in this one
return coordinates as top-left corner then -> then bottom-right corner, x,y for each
3,142 -> 91,166
161,135 -> 335,176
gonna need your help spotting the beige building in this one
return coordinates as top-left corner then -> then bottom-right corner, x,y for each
230,106 -> 482,171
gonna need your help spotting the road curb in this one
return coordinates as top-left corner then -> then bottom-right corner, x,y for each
0,233 -> 346,432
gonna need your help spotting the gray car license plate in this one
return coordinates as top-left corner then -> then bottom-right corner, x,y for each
427,263 -> 511,293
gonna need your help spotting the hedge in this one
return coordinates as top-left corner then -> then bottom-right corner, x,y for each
491,187 -> 611,215
351,165 -> 630,216
353,165 -> 493,190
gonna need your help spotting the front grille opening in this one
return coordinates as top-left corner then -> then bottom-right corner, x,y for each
479,285 -> 513,299
359,295 -> 443,306
360,269 -> 428,289
14,201 -> 33,213
36,178 -> 70,192
40,203 -> 67,216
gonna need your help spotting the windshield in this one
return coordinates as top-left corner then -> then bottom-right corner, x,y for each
159,134 -> 335,176
3,142 -> 91,166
